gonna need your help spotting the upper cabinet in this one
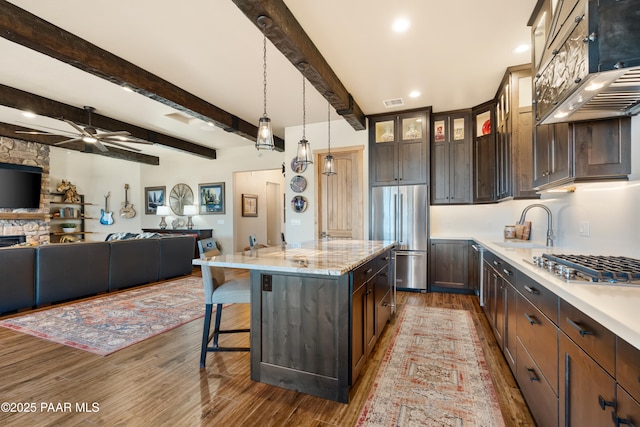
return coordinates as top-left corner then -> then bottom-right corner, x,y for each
472,101 -> 496,203
430,110 -> 472,204
496,64 -> 539,200
369,109 -> 430,186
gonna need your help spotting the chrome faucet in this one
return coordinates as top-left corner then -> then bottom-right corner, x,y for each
518,204 -> 554,247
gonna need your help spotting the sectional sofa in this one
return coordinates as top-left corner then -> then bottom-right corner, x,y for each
0,234 -> 195,314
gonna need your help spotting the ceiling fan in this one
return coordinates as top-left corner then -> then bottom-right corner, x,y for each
15,106 -> 152,152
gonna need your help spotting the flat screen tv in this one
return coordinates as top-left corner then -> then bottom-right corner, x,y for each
0,162 -> 43,209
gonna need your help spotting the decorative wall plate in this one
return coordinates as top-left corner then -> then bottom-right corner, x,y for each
291,157 -> 307,173
291,195 -> 308,213
290,175 -> 307,193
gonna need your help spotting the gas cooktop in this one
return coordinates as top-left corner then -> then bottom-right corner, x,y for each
530,254 -> 640,286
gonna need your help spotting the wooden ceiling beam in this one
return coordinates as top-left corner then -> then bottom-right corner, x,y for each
0,0 -> 284,151
0,122 -> 160,166
0,84 -> 215,162
231,0 -> 366,131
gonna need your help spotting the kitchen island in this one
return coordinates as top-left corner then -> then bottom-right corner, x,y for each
193,239 -> 396,403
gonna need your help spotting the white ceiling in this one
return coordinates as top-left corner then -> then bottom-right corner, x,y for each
2,0 -> 537,159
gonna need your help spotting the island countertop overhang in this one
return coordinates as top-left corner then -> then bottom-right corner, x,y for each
192,239 -> 396,276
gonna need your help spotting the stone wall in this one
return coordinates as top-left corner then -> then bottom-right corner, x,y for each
0,137 -> 50,244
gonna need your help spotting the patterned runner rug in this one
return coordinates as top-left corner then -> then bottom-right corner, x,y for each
357,305 -> 505,426
0,276 -> 205,356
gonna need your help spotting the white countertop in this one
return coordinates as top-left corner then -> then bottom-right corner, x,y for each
472,236 -> 640,351
193,239 -> 396,276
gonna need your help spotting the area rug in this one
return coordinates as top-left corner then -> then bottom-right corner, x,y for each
0,276 -> 206,356
356,306 -> 505,427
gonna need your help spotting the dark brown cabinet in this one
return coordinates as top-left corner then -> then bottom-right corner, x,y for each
495,64 -> 538,200
430,111 -> 471,204
472,101 -> 496,203
369,109 -> 430,186
351,251 -> 391,385
615,386 -> 640,427
429,239 -> 470,292
559,332 -> 616,427
142,228 -> 213,259
533,122 -> 572,189
573,118 -> 631,180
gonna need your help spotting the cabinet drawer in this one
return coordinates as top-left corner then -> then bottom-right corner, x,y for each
353,258 -> 379,289
516,338 -> 559,427
559,299 -> 615,376
516,271 -> 559,324
375,250 -> 391,273
517,293 -> 559,393
617,337 -> 640,402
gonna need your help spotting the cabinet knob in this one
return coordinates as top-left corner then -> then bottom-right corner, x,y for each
574,15 -> 583,23
552,48 -> 559,55
614,61 -> 625,69
523,284 -> 539,295
574,78 -> 582,84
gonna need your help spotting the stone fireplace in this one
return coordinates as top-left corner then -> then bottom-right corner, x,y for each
0,137 -> 50,244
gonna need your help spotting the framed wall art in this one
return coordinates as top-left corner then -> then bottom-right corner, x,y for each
199,182 -> 225,214
242,194 -> 258,217
144,186 -> 166,214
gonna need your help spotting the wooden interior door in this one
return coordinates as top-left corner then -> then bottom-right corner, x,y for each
316,148 -> 363,240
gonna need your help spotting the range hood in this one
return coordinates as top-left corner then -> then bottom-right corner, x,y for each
534,0 -> 640,125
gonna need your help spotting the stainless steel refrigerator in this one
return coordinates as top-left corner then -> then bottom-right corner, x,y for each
370,185 -> 428,292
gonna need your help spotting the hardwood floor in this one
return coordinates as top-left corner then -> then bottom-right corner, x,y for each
0,270 -> 535,426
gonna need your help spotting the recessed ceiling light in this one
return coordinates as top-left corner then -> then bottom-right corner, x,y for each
409,91 -> 421,98
22,111 -> 36,118
392,18 -> 410,33
122,85 -> 134,93
512,44 -> 530,54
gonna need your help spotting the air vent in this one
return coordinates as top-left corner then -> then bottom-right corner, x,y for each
383,98 -> 404,108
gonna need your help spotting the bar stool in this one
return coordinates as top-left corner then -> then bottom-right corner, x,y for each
197,238 -> 250,368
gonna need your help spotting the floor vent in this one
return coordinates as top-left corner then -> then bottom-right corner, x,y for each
383,98 -> 404,108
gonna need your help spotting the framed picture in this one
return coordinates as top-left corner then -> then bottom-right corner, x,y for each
198,182 -> 225,214
453,117 -> 465,140
242,194 -> 258,217
434,120 -> 446,142
144,186 -> 166,214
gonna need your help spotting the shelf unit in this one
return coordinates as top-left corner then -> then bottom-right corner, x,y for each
49,192 -> 94,243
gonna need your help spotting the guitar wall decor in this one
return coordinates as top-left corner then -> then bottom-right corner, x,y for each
120,184 -> 136,219
100,192 -> 114,225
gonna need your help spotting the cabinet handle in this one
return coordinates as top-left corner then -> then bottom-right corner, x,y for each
493,260 -> 501,267
566,318 -> 594,337
526,367 -> 540,382
502,268 -> 513,277
598,395 -> 616,411
365,268 -> 373,275
611,412 -> 634,426
524,313 -> 538,326
523,285 -> 539,295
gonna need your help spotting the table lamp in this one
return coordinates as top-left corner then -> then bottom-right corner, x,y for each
183,204 -> 197,230
156,205 -> 170,229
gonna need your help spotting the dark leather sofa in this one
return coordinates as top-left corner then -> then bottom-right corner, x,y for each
0,234 -> 195,313
0,246 -> 36,313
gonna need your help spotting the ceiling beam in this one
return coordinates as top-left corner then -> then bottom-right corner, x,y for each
0,0 -> 284,151
0,122 -> 160,165
0,84 -> 216,161
231,0 -> 366,131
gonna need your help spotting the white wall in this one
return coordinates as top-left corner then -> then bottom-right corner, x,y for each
431,115 -> 640,258
233,168 -> 285,251
283,119 -> 369,244
51,143 -> 284,252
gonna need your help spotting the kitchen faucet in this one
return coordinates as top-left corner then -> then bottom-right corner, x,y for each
518,204 -> 554,247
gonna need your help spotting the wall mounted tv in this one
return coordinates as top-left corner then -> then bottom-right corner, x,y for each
0,162 -> 43,209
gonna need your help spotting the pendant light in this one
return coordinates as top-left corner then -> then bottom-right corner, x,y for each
255,16 -> 275,151
322,100 -> 336,176
296,74 -> 313,165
